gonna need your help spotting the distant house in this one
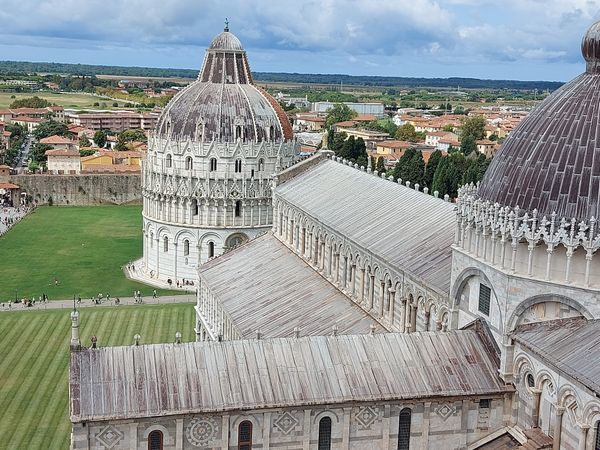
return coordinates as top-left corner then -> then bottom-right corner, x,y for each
45,149 -> 81,174
39,135 -> 79,151
80,151 -> 143,173
425,131 -> 458,148
476,139 -> 498,158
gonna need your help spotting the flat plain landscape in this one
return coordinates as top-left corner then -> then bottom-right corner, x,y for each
0,303 -> 196,450
0,205 -> 175,301
0,91 -> 121,109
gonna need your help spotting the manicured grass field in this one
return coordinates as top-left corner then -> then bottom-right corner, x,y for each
0,91 -> 111,109
0,205 -> 175,301
0,304 -> 196,450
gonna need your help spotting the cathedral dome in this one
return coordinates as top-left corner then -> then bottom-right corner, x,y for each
477,20 -> 600,222
155,26 -> 293,143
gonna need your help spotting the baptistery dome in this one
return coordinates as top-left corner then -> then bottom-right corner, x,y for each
139,24 -> 297,285
477,20 -> 600,222
155,28 -> 293,143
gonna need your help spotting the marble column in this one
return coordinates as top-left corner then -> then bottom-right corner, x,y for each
578,424 -> 589,450
552,407 -> 565,450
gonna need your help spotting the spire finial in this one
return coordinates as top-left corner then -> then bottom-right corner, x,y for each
224,18 -> 229,32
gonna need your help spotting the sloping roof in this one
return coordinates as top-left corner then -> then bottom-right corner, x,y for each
69,330 -> 509,422
39,135 -> 76,145
45,149 -> 80,157
512,318 -> 600,394
275,158 -> 455,294
199,234 -> 382,338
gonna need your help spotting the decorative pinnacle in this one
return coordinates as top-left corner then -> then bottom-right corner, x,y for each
224,18 -> 229,32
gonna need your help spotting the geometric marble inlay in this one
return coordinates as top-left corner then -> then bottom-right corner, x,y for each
95,425 -> 124,449
273,411 -> 300,434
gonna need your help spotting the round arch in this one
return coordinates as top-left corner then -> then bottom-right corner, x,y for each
507,294 -> 592,332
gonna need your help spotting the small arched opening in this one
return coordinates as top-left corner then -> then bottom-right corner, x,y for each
148,430 -> 163,450
209,158 -> 217,172
165,154 -> 172,168
238,420 -> 252,450
208,241 -> 215,259
398,408 -> 412,450
318,417 -> 332,450
185,156 -> 193,170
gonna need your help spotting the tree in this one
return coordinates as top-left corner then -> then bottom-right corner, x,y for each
10,96 -> 51,109
431,153 -> 468,198
460,135 -> 477,156
423,149 -> 443,188
392,148 -> 425,186
94,130 -> 107,148
336,135 -> 368,164
376,156 -> 386,173
462,154 -> 491,185
370,156 -> 376,171
80,148 -> 95,157
33,120 -> 71,140
79,134 -> 91,148
325,103 -> 357,128
460,115 -> 486,141
31,143 -> 52,163
394,123 -> 418,142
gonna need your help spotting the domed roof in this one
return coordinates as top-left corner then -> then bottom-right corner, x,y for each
155,25 -> 293,143
477,20 -> 600,221
208,31 -> 244,51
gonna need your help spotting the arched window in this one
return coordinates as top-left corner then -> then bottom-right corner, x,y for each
527,373 -> 535,389
269,125 -> 275,140
595,422 -> 600,450
238,420 -> 252,450
165,154 -> 172,168
235,159 -> 242,173
163,236 -> 168,252
185,156 -> 193,170
148,430 -> 163,450
208,241 -> 215,259
318,417 -> 332,450
153,153 -> 157,165
398,408 -> 411,450
251,169 -> 255,178
183,239 -> 190,256
235,200 -> 242,218
192,199 -> 198,216
258,158 -> 264,172
236,125 -> 243,140
209,158 -> 217,172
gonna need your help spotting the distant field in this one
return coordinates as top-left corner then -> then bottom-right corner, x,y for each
0,91 -> 124,109
0,303 -> 196,450
0,205 -> 177,301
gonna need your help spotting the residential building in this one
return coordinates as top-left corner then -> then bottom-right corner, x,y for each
45,148 -> 81,174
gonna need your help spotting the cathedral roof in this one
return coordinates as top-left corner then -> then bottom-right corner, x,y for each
70,330 -> 509,422
275,158 -> 455,295
512,318 -> 600,394
477,21 -> 600,222
155,27 -> 293,143
199,234 -> 382,338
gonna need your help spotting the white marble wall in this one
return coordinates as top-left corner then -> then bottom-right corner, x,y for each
72,396 -> 508,450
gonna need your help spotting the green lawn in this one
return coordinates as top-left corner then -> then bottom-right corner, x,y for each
0,205 -> 176,301
0,304 -> 196,450
0,91 -> 113,109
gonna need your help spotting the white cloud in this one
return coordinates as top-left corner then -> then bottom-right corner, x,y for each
0,0 -> 597,78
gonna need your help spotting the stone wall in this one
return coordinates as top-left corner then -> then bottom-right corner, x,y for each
10,174 -> 141,206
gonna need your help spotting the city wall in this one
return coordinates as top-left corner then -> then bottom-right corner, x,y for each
9,174 -> 142,206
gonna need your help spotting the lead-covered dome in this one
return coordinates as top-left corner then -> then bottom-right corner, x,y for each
155,26 -> 293,143
477,20 -> 600,222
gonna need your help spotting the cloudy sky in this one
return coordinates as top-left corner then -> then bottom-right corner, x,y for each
0,0 -> 599,81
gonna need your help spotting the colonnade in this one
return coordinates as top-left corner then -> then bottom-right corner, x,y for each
274,199 -> 451,333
